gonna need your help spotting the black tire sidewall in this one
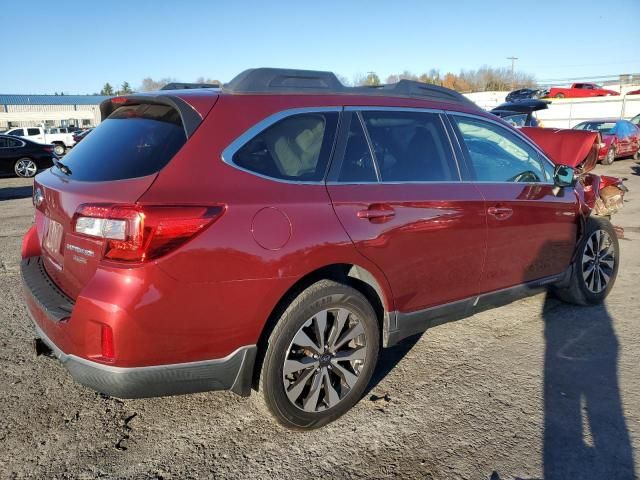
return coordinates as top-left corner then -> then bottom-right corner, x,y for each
261,281 -> 380,430
573,217 -> 619,304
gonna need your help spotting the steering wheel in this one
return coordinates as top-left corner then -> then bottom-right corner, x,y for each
509,170 -> 540,183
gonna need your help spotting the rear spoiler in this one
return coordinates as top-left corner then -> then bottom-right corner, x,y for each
100,93 -> 214,138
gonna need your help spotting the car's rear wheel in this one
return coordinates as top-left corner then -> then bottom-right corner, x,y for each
14,158 -> 37,178
53,143 -> 65,156
553,217 -> 619,305
258,280 -> 380,430
603,146 -> 616,165
554,93 -> 565,98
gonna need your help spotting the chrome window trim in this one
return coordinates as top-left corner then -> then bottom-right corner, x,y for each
345,106 -> 446,114
220,106 -> 342,185
326,180 -> 553,186
447,110 -> 558,181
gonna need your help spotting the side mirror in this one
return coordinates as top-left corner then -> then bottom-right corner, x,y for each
553,165 -> 576,187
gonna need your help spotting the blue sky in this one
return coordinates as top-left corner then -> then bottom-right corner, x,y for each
2,0 -> 638,93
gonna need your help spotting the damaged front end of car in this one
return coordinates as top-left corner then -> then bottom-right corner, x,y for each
521,127 -> 628,234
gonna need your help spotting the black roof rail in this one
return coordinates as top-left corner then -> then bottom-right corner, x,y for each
161,82 -> 220,90
223,68 -> 479,108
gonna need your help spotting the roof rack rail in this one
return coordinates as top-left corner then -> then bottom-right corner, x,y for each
161,82 -> 220,90
223,68 -> 478,108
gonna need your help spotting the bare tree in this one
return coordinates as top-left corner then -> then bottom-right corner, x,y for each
195,77 -> 221,85
139,77 -> 176,92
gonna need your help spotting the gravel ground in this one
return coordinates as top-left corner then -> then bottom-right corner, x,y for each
0,160 -> 638,480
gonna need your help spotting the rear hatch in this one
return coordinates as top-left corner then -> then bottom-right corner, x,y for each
34,92 -> 218,299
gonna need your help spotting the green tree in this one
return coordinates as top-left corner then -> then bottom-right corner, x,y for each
120,81 -> 133,94
100,83 -> 114,95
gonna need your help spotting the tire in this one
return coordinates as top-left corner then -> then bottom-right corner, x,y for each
14,157 -> 38,178
554,93 -> 565,99
53,144 -> 65,156
258,280 -> 380,430
553,217 -> 619,306
602,146 -> 616,165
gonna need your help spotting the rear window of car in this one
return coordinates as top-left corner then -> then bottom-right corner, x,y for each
55,103 -> 186,181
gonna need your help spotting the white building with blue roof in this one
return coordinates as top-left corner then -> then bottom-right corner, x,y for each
0,94 -> 111,130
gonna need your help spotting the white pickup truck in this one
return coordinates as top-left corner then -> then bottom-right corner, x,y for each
5,126 -> 76,155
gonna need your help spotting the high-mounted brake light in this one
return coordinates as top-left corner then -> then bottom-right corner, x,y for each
73,204 -> 224,262
111,96 -> 128,104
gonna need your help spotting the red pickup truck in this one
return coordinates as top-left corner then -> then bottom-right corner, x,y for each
547,83 -> 619,98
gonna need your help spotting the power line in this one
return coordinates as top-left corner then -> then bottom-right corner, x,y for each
507,57 -> 518,90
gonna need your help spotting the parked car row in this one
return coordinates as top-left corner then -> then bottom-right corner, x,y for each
574,119 -> 640,164
492,98 -> 640,165
505,83 -> 640,101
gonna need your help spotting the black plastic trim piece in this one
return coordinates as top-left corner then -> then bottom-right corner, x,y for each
31,321 -> 258,399
386,272 -> 568,346
21,257 -> 74,322
223,68 -> 480,109
99,94 -> 204,138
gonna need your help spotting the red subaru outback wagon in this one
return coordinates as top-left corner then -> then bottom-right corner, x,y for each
21,68 -> 619,429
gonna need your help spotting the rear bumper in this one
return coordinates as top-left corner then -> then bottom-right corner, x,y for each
21,256 -> 257,398
32,320 -> 256,398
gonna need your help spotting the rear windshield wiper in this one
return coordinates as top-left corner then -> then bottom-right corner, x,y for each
52,156 -> 72,176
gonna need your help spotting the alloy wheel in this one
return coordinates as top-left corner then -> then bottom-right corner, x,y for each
582,229 -> 615,294
282,307 -> 367,413
606,148 -> 615,165
15,158 -> 37,178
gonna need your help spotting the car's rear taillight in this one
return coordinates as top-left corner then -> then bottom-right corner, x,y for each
72,204 -> 224,262
43,146 -> 54,153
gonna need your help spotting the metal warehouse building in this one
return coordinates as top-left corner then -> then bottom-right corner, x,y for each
0,94 -> 111,130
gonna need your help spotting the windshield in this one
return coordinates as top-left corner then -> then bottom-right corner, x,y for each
574,121 -> 615,134
55,103 -> 186,181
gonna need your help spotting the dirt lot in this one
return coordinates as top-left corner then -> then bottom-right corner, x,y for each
0,161 -> 638,480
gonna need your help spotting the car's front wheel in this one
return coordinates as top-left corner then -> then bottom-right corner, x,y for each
53,143 -> 65,156
14,158 -> 38,178
258,280 -> 380,430
602,146 -> 616,165
553,217 -> 619,305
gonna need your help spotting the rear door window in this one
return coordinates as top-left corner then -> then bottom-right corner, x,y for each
27,128 -> 40,136
335,113 -> 378,183
54,103 -> 186,181
231,112 -> 339,182
360,110 -> 459,182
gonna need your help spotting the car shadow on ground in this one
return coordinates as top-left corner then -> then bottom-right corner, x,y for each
489,293 -> 635,480
0,185 -> 32,201
541,294 -> 635,480
364,333 -> 422,397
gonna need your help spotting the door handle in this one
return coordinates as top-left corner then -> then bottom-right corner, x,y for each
357,204 -> 395,222
487,206 -> 513,220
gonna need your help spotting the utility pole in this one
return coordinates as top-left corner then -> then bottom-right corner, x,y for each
507,56 -> 518,90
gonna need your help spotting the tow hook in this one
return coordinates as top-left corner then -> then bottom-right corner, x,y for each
33,338 -> 53,357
